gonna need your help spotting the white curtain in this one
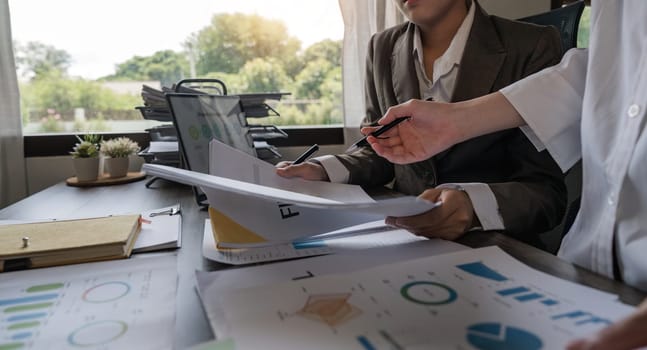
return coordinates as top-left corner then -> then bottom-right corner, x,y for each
0,0 -> 27,208
338,0 -> 404,146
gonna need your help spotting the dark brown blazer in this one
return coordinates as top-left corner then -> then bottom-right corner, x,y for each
335,3 -> 567,245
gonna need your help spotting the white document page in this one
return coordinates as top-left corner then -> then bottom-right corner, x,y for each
144,164 -> 439,246
202,220 -> 434,265
196,238 -> 469,338
144,163 -> 436,213
0,254 -> 177,350
213,247 -> 633,349
133,205 -> 182,253
209,139 -> 374,203
147,141 -> 179,154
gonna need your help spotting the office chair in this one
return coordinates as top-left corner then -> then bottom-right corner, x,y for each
519,0 -> 586,51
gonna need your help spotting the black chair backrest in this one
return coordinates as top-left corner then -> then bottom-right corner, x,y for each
518,1 -> 585,51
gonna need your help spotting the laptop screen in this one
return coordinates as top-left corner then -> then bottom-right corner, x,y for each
166,93 -> 256,175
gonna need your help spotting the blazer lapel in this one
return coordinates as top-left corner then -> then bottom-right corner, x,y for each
452,2 -> 507,102
391,23 -> 420,103
435,2 -> 507,161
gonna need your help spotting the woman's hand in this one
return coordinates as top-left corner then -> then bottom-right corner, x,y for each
385,187 -> 476,240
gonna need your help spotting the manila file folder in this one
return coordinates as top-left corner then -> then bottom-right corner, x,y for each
0,214 -> 142,271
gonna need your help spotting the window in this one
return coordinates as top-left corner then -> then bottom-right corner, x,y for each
576,5 -> 590,48
9,0 -> 344,135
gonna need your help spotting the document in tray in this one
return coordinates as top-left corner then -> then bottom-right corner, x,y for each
207,246 -> 634,349
143,141 -> 438,247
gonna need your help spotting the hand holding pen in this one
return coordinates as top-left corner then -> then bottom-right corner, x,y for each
292,144 -> 319,164
275,144 -> 330,181
347,117 -> 410,152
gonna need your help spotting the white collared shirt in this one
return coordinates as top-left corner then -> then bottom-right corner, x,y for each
317,2 -> 505,231
501,2 -> 647,291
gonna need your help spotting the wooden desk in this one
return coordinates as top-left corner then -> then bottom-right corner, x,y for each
1,178 -> 645,348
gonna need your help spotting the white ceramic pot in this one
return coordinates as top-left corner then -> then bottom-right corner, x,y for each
104,157 -> 129,178
73,157 -> 100,182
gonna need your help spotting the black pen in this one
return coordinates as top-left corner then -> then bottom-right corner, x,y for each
293,144 -> 319,164
346,117 -> 410,152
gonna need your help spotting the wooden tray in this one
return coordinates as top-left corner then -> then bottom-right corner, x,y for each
66,172 -> 147,187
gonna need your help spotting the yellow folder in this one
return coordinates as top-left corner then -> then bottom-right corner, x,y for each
0,214 -> 142,271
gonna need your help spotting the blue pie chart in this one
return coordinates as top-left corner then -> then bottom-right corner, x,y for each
466,323 -> 542,350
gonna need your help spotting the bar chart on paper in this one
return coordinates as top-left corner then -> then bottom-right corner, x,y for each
0,256 -> 177,350
217,247 -> 635,350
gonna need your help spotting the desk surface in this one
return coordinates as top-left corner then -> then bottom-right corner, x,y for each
1,178 -> 645,349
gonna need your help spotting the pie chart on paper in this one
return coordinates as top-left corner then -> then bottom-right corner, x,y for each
466,322 -> 543,350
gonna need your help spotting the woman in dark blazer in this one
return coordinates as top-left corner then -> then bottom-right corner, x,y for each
278,0 -> 566,249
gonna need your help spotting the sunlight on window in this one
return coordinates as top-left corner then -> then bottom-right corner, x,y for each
9,0 -> 344,134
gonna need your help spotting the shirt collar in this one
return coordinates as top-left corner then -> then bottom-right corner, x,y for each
413,1 -> 475,83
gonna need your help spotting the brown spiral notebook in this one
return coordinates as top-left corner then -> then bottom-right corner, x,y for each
0,214 -> 142,271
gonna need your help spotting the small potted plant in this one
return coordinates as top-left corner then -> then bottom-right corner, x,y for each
70,134 -> 101,181
100,137 -> 140,178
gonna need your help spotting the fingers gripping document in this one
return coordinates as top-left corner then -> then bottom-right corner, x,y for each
143,140 -> 439,248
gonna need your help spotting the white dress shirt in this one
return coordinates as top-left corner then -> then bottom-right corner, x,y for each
318,3 -> 504,230
501,2 -> 647,291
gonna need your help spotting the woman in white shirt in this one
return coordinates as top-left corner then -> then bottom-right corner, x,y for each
364,2 -> 647,349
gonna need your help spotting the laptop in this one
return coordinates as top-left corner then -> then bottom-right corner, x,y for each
166,93 -> 256,206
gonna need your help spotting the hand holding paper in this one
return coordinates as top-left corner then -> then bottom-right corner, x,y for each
143,140 -> 439,247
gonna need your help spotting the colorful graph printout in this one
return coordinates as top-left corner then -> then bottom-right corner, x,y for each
0,255 -> 177,350
216,247 -> 635,349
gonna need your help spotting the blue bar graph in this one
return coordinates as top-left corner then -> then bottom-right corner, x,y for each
497,287 -> 560,307
497,287 -> 530,296
456,262 -> 508,281
357,336 -> 376,350
514,293 -> 543,302
292,240 -> 326,249
541,299 -> 558,306
11,332 -> 32,341
7,313 -> 48,322
552,310 -> 612,326
0,294 -> 58,307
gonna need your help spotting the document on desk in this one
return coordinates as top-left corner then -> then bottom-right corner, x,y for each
0,254 -> 177,350
0,205 -> 182,255
205,246 -> 634,349
143,141 -> 438,247
196,237 -> 468,338
201,219 -> 435,265
133,205 -> 182,253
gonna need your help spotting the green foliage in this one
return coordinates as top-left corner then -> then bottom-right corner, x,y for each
236,58 -> 292,93
14,41 -> 71,80
192,13 -> 301,75
294,59 -> 333,99
303,39 -> 342,66
577,6 -> 591,48
20,75 -> 140,127
39,110 -> 64,132
107,50 -> 189,86
73,115 -> 111,133
19,18 -> 345,130
70,140 -> 99,158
